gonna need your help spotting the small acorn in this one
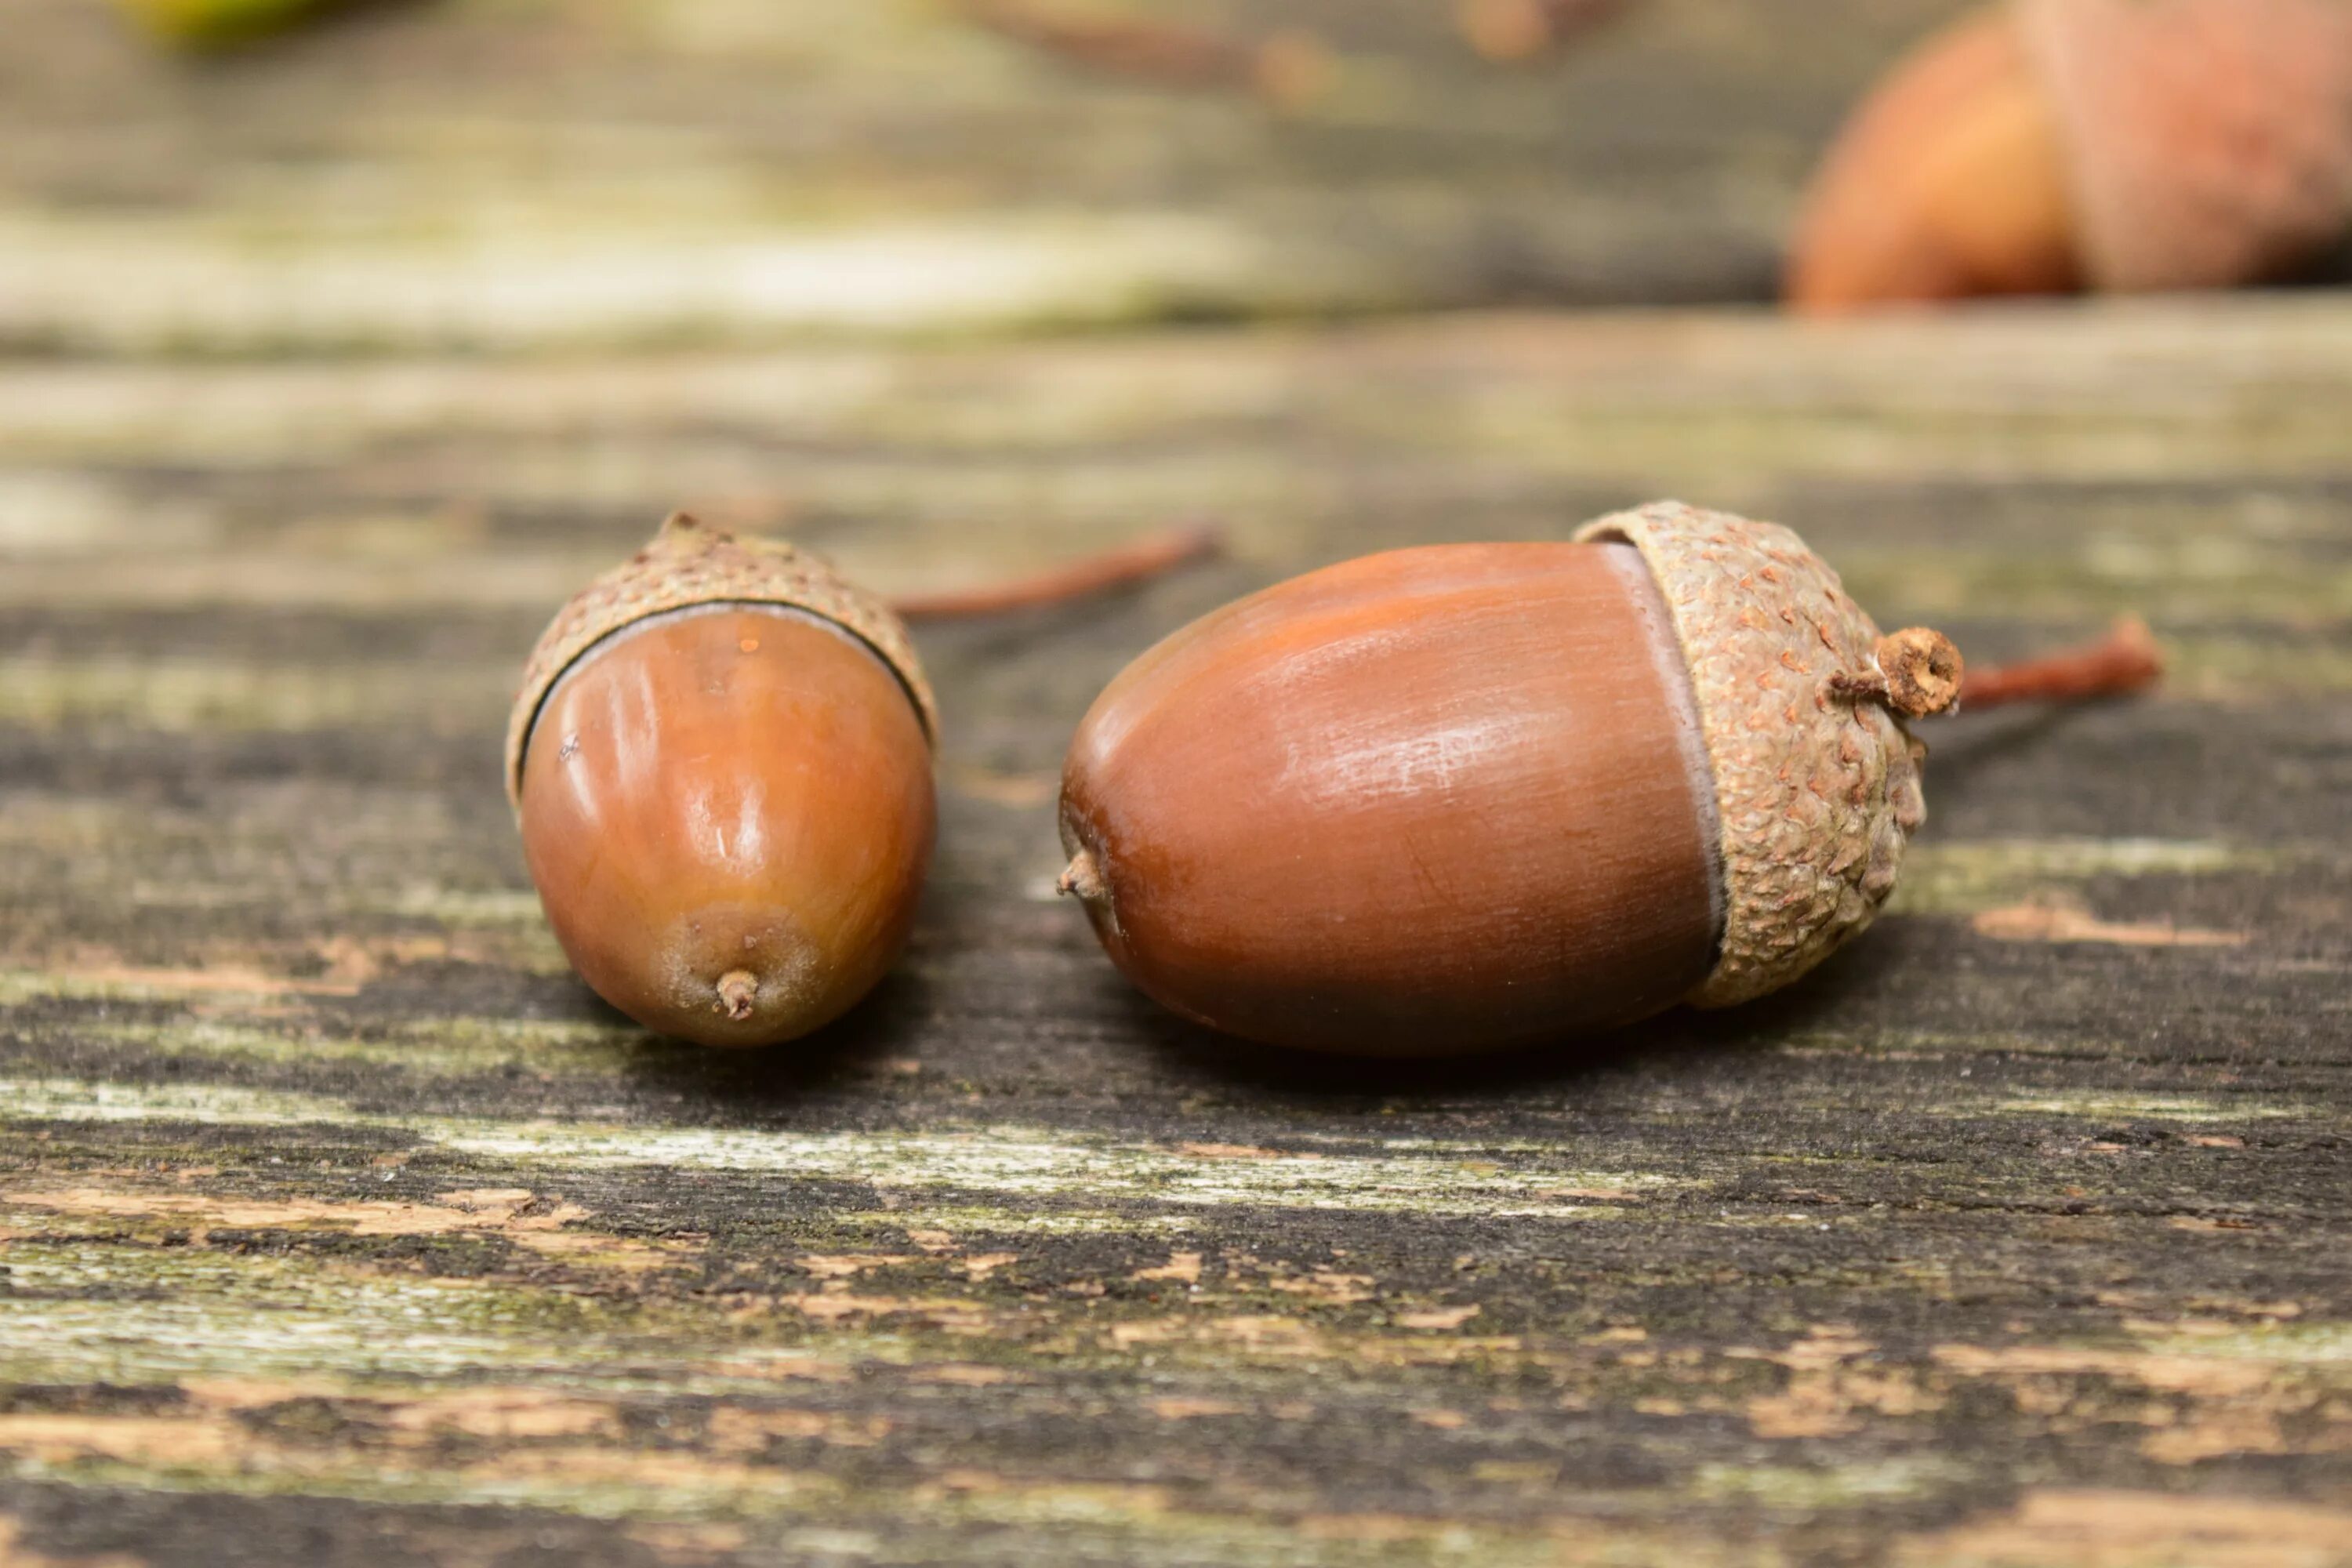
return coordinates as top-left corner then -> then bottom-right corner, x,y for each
1788,0 -> 2352,312
1056,502 -> 1968,1056
508,514 -> 937,1047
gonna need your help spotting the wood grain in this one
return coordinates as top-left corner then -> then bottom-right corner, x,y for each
3,293 -> 2350,1564
0,0 -> 2002,350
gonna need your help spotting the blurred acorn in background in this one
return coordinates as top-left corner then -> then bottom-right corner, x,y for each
1787,0 -> 2352,313
118,0 -> 366,48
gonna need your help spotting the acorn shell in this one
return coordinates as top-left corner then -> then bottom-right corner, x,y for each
2025,0 -> 2352,290
1055,539 -> 1726,1054
1785,5 -> 2083,310
505,513 -> 936,808
1573,503 -> 1929,1008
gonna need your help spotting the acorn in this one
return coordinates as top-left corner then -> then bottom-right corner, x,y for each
1787,0 -> 2352,312
1054,502 -> 1964,1056
508,514 -> 937,1047
116,0 -> 347,48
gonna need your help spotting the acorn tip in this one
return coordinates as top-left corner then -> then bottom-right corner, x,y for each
716,969 -> 759,1021
1057,850 -> 1106,902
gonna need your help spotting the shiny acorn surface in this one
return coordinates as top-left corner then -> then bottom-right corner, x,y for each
518,604 -> 935,1047
1057,540 -> 1723,1056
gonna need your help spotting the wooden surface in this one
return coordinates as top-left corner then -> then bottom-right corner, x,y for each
0,0 -> 2002,349
6,1 -> 2352,1564
5,297 -> 2352,1566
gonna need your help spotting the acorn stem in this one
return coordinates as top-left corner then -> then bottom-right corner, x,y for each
946,0 -> 1261,86
1459,0 -> 1632,62
889,525 -> 1221,622
1959,617 -> 2164,710
953,0 -> 1240,83
715,969 -> 760,1021
1828,626 -> 1964,718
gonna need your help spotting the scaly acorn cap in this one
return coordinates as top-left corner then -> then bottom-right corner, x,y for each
504,514 -> 938,810
2024,0 -> 2352,291
1575,502 -> 1957,1008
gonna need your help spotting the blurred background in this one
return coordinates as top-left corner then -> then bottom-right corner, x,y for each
6,0 -> 1976,348
11,0 -> 2349,653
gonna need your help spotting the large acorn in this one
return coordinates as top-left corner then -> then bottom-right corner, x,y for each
1057,503 -> 1978,1056
508,515 -> 937,1047
1787,0 -> 2352,311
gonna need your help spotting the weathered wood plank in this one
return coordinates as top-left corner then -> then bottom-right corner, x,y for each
0,0 -> 2002,350
3,299 -> 2351,1564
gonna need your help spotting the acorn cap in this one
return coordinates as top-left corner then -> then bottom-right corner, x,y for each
505,514 -> 937,809
2022,0 -> 2352,291
1575,503 -> 1941,1008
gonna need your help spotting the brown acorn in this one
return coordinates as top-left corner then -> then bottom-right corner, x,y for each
1788,0 -> 2352,312
1056,503 -> 1965,1056
508,515 -> 937,1047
